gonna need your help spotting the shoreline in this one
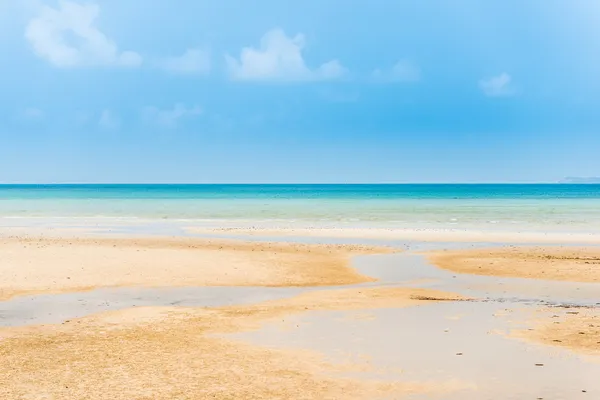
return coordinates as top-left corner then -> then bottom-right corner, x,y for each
4,216 -> 600,244
185,226 -> 600,244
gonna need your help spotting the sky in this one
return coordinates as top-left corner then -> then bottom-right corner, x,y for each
1,0 -> 600,183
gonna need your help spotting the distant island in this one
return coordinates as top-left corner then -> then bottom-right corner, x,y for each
559,177 -> 600,183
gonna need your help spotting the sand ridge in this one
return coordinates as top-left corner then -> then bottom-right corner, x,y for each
512,308 -> 600,356
427,246 -> 600,283
0,287 -> 467,400
0,235 -> 396,300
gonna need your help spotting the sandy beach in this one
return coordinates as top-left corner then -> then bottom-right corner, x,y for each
7,0 -> 600,395
1,229 -> 600,399
0,236 -> 392,301
513,308 -> 600,356
428,246 -> 600,282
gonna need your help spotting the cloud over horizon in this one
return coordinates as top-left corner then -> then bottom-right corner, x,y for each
479,73 -> 516,97
225,29 -> 346,82
25,0 -> 142,68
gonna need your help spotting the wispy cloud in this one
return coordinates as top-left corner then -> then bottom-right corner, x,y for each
98,109 -> 120,129
225,28 -> 346,82
143,104 -> 203,128
25,0 -> 142,68
372,60 -> 421,83
479,73 -> 516,97
20,107 -> 44,119
159,48 -> 211,75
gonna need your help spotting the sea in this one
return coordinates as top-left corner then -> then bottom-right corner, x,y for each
1,184 -> 600,232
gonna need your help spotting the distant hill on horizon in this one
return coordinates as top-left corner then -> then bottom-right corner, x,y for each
559,177 -> 600,184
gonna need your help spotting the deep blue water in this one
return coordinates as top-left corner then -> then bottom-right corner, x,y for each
1,184 -> 600,199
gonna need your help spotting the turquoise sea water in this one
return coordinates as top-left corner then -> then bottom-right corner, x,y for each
1,184 -> 600,231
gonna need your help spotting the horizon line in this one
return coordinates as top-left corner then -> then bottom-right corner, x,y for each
0,182 -> 590,186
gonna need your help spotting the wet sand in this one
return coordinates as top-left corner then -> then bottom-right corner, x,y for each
0,236 -> 393,300
427,246 -> 600,283
0,287 -> 464,400
1,229 -> 600,399
186,226 -> 600,244
232,302 -> 600,400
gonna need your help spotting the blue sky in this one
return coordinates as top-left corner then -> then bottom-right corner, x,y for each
2,0 -> 600,183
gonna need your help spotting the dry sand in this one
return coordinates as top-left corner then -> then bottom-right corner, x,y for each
0,287 -> 466,400
0,236 -> 394,300
513,309 -> 600,356
427,246 -> 600,282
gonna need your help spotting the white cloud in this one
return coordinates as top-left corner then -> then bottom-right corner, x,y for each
160,48 -> 211,75
25,1 -> 142,68
98,109 -> 119,129
143,104 -> 203,128
21,107 -> 44,119
372,60 -> 421,83
479,73 -> 516,97
225,28 -> 346,82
